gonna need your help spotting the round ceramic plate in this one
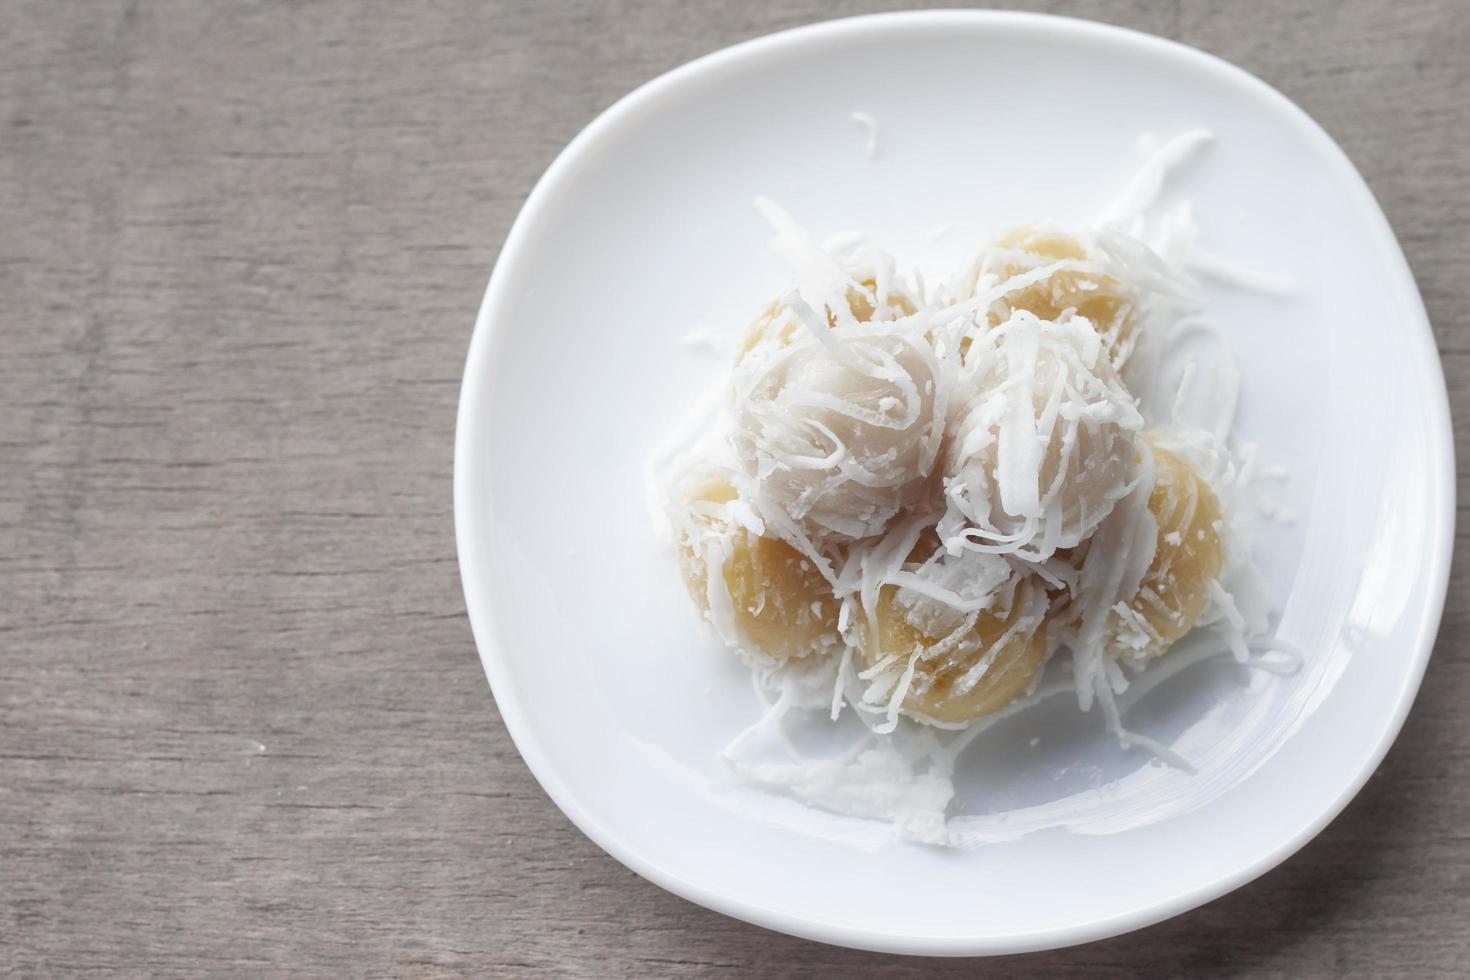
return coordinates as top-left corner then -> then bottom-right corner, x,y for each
455,11 -> 1453,956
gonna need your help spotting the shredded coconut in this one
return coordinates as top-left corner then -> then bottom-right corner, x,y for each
680,324 -> 723,355
848,110 -> 879,160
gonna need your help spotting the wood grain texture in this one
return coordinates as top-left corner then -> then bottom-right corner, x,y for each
1,1 -> 1466,976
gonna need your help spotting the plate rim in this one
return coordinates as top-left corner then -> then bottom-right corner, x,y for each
453,8 -> 1455,956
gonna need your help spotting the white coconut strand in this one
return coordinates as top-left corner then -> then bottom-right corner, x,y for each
1066,445 -> 1159,712
1096,129 -> 1215,226
755,196 -> 868,327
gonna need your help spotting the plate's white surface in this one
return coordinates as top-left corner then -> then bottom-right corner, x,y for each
454,11 -> 1453,955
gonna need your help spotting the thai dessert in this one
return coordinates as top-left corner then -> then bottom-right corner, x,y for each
650,131 -> 1286,842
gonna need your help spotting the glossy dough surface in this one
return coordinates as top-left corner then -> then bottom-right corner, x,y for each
867,578 -> 1047,724
678,479 -> 842,660
987,227 -> 1137,365
1107,443 -> 1224,660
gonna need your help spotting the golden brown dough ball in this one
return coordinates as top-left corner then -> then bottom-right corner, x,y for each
865,576 -> 1047,725
1107,442 -> 1224,660
677,478 -> 842,660
988,227 -> 1136,365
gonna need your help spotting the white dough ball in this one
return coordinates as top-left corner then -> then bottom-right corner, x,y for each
733,325 -> 944,543
942,314 -> 1141,558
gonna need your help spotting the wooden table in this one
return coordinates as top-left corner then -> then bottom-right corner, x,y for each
4,2 -> 1467,975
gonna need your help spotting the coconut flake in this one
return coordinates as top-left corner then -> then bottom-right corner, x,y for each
848,110 -> 879,160
1097,129 -> 1214,227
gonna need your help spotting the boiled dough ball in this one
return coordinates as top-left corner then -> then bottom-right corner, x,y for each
944,317 -> 1140,558
677,478 -> 841,661
866,576 -> 1047,725
985,227 -> 1137,366
737,278 -> 919,364
1107,443 -> 1224,661
733,323 -> 942,543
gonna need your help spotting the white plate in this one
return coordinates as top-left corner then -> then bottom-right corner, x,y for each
455,11 -> 1453,956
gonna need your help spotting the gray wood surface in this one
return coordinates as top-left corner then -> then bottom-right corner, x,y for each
2,1 -> 1467,976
